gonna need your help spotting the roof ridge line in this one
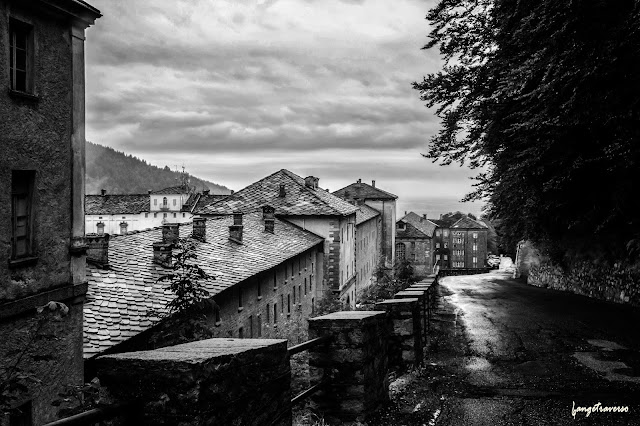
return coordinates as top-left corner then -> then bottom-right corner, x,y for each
280,170 -> 348,216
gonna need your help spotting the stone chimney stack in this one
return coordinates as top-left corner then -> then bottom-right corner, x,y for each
162,223 -> 180,245
148,189 -> 152,195
279,184 -> 286,197
372,180 -> 376,188
202,189 -> 210,195
304,176 -> 319,189
423,214 -> 427,220
357,178 -> 361,184
153,242 -> 173,267
192,217 -> 206,242
229,212 -> 243,243
101,189 -> 106,196
86,234 -> 110,268
230,190 -> 235,195
263,205 -> 275,233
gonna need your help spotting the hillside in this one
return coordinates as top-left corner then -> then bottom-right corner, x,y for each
85,142 -> 231,195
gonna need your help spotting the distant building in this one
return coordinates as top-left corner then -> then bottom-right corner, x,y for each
332,179 -> 397,268
396,212 -> 437,276
85,187 -> 226,234
431,216 -> 488,269
354,204 -> 381,295
83,211 -> 324,363
195,170 -> 359,307
0,0 -> 100,424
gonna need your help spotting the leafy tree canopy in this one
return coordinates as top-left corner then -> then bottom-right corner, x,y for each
415,0 -> 640,264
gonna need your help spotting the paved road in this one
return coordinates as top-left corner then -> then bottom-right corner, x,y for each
429,270 -> 640,425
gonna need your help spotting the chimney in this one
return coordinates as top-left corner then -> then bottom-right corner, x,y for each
372,180 -> 376,188
357,178 -> 361,184
162,223 -> 180,245
153,242 -> 173,267
423,214 -> 427,219
86,233 -> 110,268
96,221 -> 105,236
263,205 -> 275,233
202,189 -> 210,195
279,184 -> 286,197
304,176 -> 317,189
404,211 -> 407,216
230,190 -> 235,195
192,217 -> 206,242
440,214 -> 443,219
229,212 -> 243,243
101,189 -> 106,196
148,189 -> 152,195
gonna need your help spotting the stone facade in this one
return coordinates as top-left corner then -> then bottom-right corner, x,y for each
355,213 -> 381,295
433,217 -> 488,269
375,298 -> 422,368
97,339 -> 292,426
308,311 -> 389,423
0,1 -> 99,424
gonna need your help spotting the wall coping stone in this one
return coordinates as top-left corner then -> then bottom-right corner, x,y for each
375,298 -> 419,305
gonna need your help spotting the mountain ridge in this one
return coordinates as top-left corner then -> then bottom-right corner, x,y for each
85,142 -> 231,195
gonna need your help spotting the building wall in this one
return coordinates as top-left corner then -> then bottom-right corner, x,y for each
85,211 -> 193,234
150,193 -> 190,212
0,2 -> 96,424
284,214 -> 356,295
364,200 -> 396,267
433,228 -> 451,268
355,217 -> 380,294
450,228 -> 488,268
396,236 -> 433,277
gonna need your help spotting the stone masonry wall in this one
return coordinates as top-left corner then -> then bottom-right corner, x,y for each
97,339 -> 291,426
308,311 -> 389,423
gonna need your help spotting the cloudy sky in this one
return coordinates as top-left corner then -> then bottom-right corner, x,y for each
85,0 -> 485,219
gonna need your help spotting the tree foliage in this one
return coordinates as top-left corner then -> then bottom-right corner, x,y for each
415,0 -> 640,264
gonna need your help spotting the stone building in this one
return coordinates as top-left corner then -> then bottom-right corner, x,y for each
396,212 -> 437,276
332,179 -> 397,267
354,204 -> 381,299
432,216 -> 488,269
195,169 -> 358,307
0,1 -> 100,424
85,187 -> 226,235
83,212 -> 325,365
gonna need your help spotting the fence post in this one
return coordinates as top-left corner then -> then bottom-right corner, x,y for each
375,298 -> 422,368
308,311 -> 389,423
96,338 -> 291,425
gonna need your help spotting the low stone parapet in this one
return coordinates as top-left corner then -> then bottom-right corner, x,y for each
375,298 -> 422,368
394,290 -> 428,338
96,338 -> 291,425
308,311 -> 389,423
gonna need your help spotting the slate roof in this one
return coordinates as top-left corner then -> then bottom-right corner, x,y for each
333,181 -> 397,201
452,216 -> 488,229
397,222 -> 430,239
191,194 -> 228,213
85,195 -> 149,215
152,185 -> 191,195
195,169 -> 358,217
356,204 -> 380,225
83,212 -> 324,358
399,212 -> 437,237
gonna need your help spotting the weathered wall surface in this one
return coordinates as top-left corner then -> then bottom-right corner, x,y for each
355,216 -> 380,292
365,200 -> 396,266
0,301 -> 84,424
0,3 -> 74,301
516,241 -> 640,306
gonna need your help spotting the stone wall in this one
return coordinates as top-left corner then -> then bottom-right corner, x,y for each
308,311 -> 389,423
516,241 -> 640,306
375,298 -> 422,368
97,339 -> 291,426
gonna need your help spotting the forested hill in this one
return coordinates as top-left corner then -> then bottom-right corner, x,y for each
86,142 -> 231,195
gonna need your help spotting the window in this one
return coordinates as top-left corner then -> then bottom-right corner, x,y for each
173,199 -> 177,206
163,197 -> 168,207
444,254 -> 448,260
398,222 -> 406,230
10,399 -> 32,426
304,278 -> 307,295
473,256 -> 478,265
173,213 -> 176,218
154,213 -> 157,218
248,315 -> 253,338
281,295 -> 284,312
154,199 -> 157,206
444,242 -> 448,248
436,243 -> 440,249
473,232 -> 478,239
266,304 -> 270,323
96,222 -> 105,235
238,327 -> 244,338
257,315 -> 262,337
119,222 -> 128,235
238,287 -> 244,311
312,298 -> 315,314
287,294 -> 291,314
273,304 -> 278,323
11,170 -> 35,260
298,285 -> 302,302
163,213 -> 167,218
9,19 -> 33,93
395,243 -> 406,260
145,213 -> 148,218
182,213 -> 185,218
293,287 -> 296,304
436,254 -> 441,260
444,229 -> 449,237
473,244 -> 478,251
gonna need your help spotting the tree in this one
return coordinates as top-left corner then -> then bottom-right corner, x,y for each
414,0 -> 640,264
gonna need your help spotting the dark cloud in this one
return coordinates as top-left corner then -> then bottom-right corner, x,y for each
85,0 -> 484,215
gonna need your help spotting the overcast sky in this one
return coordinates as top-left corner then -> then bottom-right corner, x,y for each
85,0 -> 485,219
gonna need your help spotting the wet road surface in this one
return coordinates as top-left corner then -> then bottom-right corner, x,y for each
429,270 -> 640,425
